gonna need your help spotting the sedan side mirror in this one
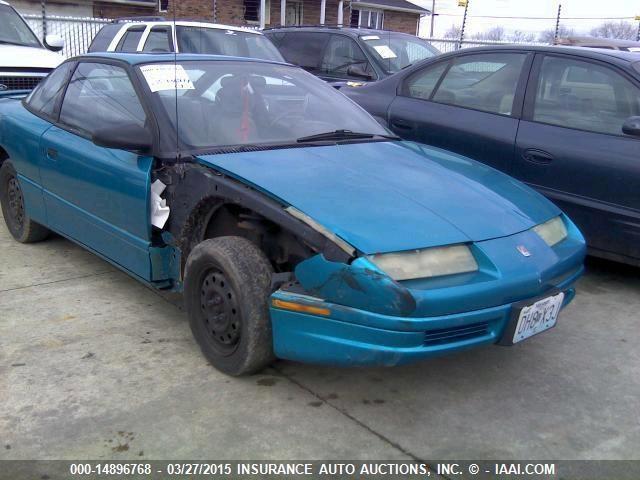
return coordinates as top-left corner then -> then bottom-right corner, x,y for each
44,34 -> 64,52
347,65 -> 373,81
622,116 -> 640,137
92,124 -> 152,153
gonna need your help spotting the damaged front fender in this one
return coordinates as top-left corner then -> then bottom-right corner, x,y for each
294,254 -> 416,317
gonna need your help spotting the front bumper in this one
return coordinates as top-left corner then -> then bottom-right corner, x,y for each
270,265 -> 582,367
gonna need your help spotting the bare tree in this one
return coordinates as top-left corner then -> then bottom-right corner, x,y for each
473,26 -> 506,41
510,30 -> 536,43
590,21 -> 636,40
444,24 -> 462,39
538,25 -> 575,44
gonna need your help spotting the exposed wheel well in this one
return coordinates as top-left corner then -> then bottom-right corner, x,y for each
181,199 -> 314,274
0,146 -> 8,166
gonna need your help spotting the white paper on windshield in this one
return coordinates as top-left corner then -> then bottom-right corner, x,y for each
373,45 -> 397,59
361,35 -> 380,40
140,64 -> 195,92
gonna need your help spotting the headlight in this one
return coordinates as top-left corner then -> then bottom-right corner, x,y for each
366,245 -> 478,281
533,216 -> 568,247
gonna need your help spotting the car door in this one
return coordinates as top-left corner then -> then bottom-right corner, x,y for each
514,53 -> 640,262
387,51 -> 532,172
39,60 -> 156,280
140,25 -> 174,53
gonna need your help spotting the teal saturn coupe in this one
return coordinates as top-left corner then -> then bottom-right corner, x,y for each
0,53 -> 586,375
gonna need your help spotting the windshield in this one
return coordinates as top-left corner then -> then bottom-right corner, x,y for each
360,34 -> 438,73
144,61 -> 389,149
176,26 -> 284,62
0,5 -> 41,48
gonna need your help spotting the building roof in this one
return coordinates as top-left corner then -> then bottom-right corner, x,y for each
350,0 -> 429,15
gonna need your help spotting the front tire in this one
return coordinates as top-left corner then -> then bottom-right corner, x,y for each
184,236 -> 275,376
0,160 -> 49,243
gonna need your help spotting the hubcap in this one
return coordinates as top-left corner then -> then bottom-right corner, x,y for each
200,269 -> 240,354
7,177 -> 25,230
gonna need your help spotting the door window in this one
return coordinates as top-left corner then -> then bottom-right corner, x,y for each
59,62 -> 146,136
533,56 -> 640,136
143,26 -> 173,53
320,34 -> 374,79
276,32 -> 330,73
25,62 -> 74,118
116,27 -> 144,52
404,62 -> 448,100
432,53 -> 526,115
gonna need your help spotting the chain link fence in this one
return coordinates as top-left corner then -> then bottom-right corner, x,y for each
23,14 -> 111,58
19,14 -> 548,59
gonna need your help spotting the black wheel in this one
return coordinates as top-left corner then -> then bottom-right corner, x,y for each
184,236 -> 274,376
0,160 -> 49,243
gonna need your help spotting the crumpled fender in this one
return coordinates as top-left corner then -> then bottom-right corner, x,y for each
294,254 -> 416,317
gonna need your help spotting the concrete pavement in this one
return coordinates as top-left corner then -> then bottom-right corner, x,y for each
1,211 -> 639,461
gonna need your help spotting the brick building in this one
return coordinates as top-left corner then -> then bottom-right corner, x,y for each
14,0 -> 429,35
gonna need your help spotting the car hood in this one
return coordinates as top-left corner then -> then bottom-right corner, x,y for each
196,141 -> 560,254
0,45 -> 63,69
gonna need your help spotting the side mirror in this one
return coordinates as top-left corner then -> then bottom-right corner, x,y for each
44,34 -> 64,52
347,65 -> 373,81
622,116 -> 640,137
92,124 -> 152,153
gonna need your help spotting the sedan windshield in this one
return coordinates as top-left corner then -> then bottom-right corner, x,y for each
0,5 -> 41,48
176,26 -> 284,62
360,34 -> 438,73
146,61 -> 390,149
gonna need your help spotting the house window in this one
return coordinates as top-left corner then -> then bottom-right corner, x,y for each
244,0 -> 270,23
285,1 -> 303,25
158,0 -> 168,13
355,8 -> 384,29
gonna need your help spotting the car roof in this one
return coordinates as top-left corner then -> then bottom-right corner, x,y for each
264,25 -> 414,38
115,20 -> 264,35
557,36 -> 640,48
434,44 -> 640,65
78,52 -> 290,67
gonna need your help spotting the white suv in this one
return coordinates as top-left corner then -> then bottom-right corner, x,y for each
88,19 -> 284,62
0,0 -> 64,92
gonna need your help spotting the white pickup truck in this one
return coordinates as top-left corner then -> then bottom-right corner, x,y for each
0,0 -> 64,93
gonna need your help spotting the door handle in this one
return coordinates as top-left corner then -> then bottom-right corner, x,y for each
46,147 -> 58,160
390,119 -> 413,130
522,148 -> 554,164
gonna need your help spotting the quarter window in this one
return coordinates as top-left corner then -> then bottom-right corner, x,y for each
25,62 -> 74,118
432,53 -> 526,115
533,56 -> 640,136
59,63 -> 146,137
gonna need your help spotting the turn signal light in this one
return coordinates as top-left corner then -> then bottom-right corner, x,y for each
272,299 -> 331,316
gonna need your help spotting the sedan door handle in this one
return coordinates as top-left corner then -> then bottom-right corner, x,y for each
46,147 -> 58,160
522,148 -> 554,164
390,119 -> 413,130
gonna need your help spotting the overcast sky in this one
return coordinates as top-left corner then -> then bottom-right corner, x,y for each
411,0 -> 639,38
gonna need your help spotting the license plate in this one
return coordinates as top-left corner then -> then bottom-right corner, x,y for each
512,292 -> 564,344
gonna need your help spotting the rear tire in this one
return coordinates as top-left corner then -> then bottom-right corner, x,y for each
0,160 -> 49,243
184,236 -> 275,376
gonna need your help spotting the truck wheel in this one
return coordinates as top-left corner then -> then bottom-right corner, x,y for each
0,161 -> 49,243
184,236 -> 275,376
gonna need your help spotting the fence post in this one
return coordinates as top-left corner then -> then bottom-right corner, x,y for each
458,0 -> 469,50
553,3 -> 561,44
41,0 -> 46,39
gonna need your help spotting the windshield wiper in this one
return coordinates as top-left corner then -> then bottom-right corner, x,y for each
296,129 -> 398,143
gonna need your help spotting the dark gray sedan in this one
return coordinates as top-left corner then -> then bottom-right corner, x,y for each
344,45 -> 640,266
